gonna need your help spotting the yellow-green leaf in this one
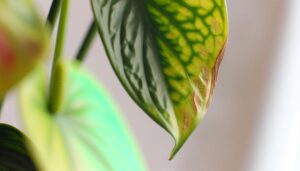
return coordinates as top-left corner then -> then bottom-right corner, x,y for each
19,62 -> 146,171
91,0 -> 228,158
0,0 -> 49,98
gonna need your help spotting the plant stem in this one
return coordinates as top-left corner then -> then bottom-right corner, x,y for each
52,0 -> 69,67
75,21 -> 97,62
47,0 -> 62,31
48,0 -> 69,114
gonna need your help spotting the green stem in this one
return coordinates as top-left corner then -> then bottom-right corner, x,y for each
47,0 -> 62,31
52,0 -> 69,67
48,0 -> 69,114
75,21 -> 97,62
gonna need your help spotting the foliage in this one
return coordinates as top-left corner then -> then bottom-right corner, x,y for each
91,0 -> 228,158
0,0 -> 228,170
0,0 -> 49,98
0,124 -> 37,170
20,61 -> 146,171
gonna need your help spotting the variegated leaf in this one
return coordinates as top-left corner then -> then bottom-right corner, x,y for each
91,0 -> 228,158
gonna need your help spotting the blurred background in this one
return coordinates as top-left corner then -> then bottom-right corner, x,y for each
2,0 -> 300,171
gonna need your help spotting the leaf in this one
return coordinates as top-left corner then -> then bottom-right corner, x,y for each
19,61 -> 146,171
91,0 -> 228,158
0,0 -> 49,98
0,123 -> 37,171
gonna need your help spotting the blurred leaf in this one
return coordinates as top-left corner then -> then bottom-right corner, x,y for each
91,0 -> 228,158
19,62 -> 147,171
0,123 -> 37,171
0,0 -> 49,98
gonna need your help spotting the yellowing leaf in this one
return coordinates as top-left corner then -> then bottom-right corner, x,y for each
91,0 -> 228,158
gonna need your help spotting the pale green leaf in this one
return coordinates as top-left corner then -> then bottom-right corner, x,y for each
19,62 -> 146,171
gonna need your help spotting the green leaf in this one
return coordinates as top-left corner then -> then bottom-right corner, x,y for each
91,0 -> 228,158
0,0 -> 49,98
0,123 -> 37,171
19,61 -> 146,171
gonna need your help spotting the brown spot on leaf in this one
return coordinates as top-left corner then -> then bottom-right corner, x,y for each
192,92 -> 201,113
212,18 -> 221,34
201,66 -> 210,83
193,79 -> 205,94
197,45 -> 208,58
207,41 -> 227,106
182,110 -> 190,132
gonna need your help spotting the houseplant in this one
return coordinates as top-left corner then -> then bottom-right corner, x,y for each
0,0 -> 228,170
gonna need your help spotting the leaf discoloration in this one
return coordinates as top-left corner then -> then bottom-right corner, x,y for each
91,0 -> 228,158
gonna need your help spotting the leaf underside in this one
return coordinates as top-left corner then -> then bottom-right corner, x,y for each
0,123 -> 37,171
91,0 -> 228,158
19,62 -> 146,171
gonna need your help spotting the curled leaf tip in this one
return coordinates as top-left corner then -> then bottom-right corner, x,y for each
169,138 -> 186,160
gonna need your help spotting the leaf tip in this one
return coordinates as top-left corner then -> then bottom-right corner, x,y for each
168,135 -> 188,160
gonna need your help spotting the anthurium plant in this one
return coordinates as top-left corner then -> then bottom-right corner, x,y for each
0,0 -> 228,170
